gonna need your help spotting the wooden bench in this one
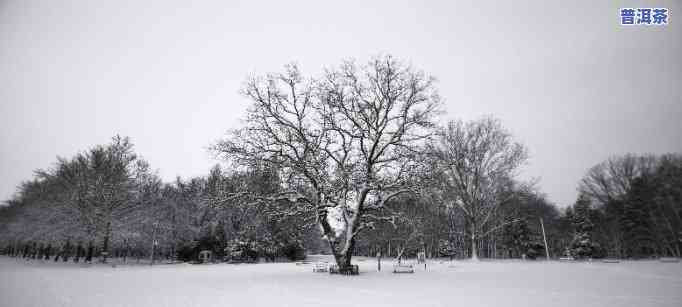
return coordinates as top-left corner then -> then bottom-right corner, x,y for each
329,264 -> 359,275
393,263 -> 414,273
312,262 -> 329,272
659,257 -> 680,263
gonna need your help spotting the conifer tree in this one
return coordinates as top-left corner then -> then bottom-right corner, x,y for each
570,194 -> 596,258
622,177 -> 655,257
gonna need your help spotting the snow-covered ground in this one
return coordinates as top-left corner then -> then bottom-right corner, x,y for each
1,255 -> 681,307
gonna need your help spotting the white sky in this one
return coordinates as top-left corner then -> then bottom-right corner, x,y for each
1,0 -> 680,207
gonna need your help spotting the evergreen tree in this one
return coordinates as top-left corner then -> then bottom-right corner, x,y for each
570,194 -> 597,258
502,219 -> 544,259
622,177 -> 656,257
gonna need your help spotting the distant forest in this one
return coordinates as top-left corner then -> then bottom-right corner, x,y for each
1,56 -> 680,268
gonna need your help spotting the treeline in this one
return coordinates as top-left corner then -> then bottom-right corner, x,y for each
575,154 -> 682,258
0,136 -> 315,263
355,184 -> 565,260
3,137 -> 677,263
1,139 -> 680,263
356,154 -> 681,260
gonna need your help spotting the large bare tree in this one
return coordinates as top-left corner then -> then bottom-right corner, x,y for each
579,154 -> 657,204
213,55 -> 441,271
428,117 -> 528,260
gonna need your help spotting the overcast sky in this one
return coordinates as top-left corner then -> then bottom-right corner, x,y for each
1,0 -> 680,207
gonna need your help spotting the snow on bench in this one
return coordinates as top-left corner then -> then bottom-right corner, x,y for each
659,257 -> 680,263
312,262 -> 329,272
393,263 -> 414,274
559,257 -> 575,261
601,259 -> 620,263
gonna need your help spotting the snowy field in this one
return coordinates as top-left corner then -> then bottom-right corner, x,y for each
1,256 -> 681,307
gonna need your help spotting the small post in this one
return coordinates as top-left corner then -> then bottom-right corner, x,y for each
540,218 -> 550,261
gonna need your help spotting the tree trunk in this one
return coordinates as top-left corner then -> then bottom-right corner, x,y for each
63,240 -> 71,262
37,243 -> 44,260
396,244 -> 405,264
74,244 -> 82,263
331,238 -> 355,272
44,244 -> 52,260
471,233 -> 479,260
85,241 -> 94,263
102,222 -> 111,263
150,224 -> 157,265
469,217 -> 479,260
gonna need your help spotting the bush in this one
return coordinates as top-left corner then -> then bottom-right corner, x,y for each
176,242 -> 197,262
525,242 -> 545,259
281,241 -> 305,261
